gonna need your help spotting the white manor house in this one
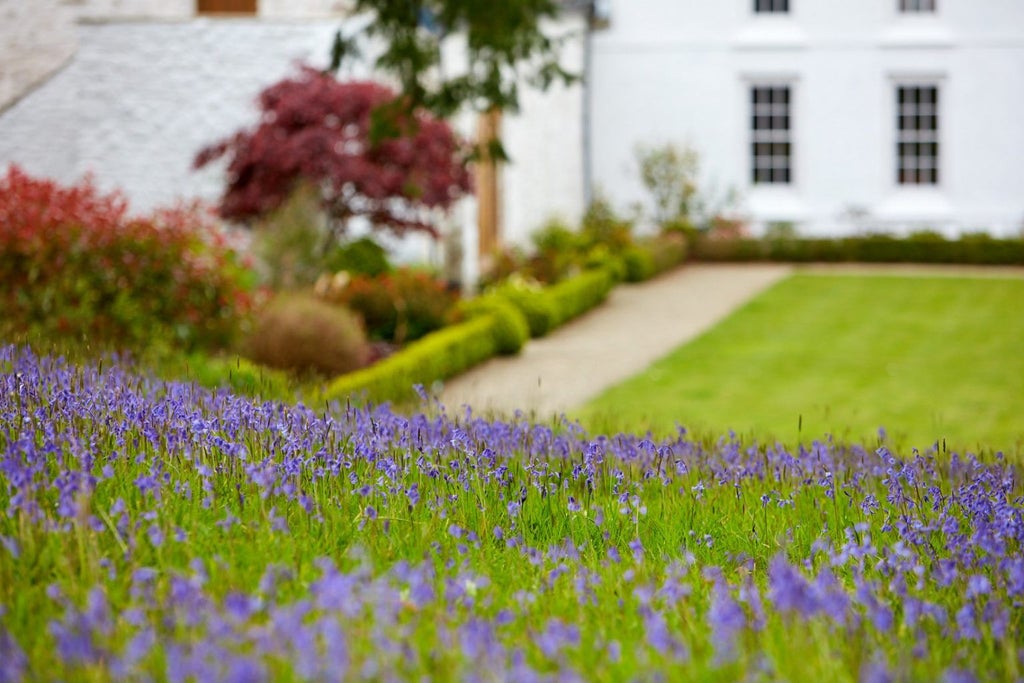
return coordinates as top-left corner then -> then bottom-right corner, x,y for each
1,0 -> 1022,281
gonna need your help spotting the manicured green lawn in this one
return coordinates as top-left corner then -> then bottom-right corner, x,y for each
578,273 -> 1024,454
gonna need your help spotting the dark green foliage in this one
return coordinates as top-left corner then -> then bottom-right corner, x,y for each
330,268 -> 459,344
244,294 -> 371,377
323,316 -> 497,404
691,233 -> 1024,265
344,0 -> 573,127
582,244 -> 627,283
623,233 -> 689,282
579,195 -> 634,251
488,280 -> 559,337
622,246 -> 656,283
526,219 -> 583,284
325,237 -> 392,277
545,267 -> 617,326
458,294 -> 530,354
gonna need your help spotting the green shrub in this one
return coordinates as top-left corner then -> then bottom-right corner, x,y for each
526,218 -> 581,284
325,236 -> 392,277
651,232 -> 689,272
580,195 -> 634,251
329,268 -> 459,344
323,316 -> 497,405
478,246 -> 528,291
583,245 -> 627,283
252,183 -> 328,289
691,233 -> 1024,265
622,246 -> 656,282
622,232 -> 689,281
243,293 -> 370,377
458,294 -> 530,354
0,165 -> 256,353
545,267 -> 616,326
488,278 -> 559,337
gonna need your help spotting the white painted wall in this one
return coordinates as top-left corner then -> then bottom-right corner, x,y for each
502,15 -> 587,249
590,0 -> 1024,236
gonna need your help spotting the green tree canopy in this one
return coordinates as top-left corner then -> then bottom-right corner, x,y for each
333,0 -> 579,128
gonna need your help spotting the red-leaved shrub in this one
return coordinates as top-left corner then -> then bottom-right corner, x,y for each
322,267 -> 459,344
0,165 -> 257,351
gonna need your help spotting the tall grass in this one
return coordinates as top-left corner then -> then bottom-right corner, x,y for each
1,346 -> 1021,681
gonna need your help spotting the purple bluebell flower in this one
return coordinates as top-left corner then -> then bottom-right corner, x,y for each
965,574 -> 991,599
707,579 -> 746,663
860,659 -> 893,683
0,624 -> 28,682
956,604 -> 980,641
628,538 -> 644,563
941,668 -> 978,683
535,619 -> 580,659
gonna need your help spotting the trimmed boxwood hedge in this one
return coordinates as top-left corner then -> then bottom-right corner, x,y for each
323,265 -> 622,405
622,233 -> 689,282
322,316 -> 497,405
457,294 -> 530,354
489,282 -> 560,337
691,234 -> 1024,265
545,266 -> 617,326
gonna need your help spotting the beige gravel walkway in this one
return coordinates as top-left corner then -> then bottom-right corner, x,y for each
438,263 -> 793,419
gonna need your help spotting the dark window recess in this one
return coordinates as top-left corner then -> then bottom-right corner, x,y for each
751,86 -> 792,185
197,0 -> 256,14
755,0 -> 790,13
896,85 -> 939,185
899,0 -> 936,13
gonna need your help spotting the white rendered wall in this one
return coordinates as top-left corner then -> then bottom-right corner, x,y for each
501,15 -> 587,249
589,0 -> 1024,236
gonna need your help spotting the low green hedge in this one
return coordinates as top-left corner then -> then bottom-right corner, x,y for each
545,267 -> 617,326
457,294 -> 530,354
322,316 -> 497,405
691,233 -> 1024,265
489,281 -> 559,337
323,264 -> 620,405
622,234 -> 689,282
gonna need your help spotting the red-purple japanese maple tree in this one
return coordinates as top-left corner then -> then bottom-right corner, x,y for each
194,66 -> 473,242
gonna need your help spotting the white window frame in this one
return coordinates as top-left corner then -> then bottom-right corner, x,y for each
750,84 -> 793,186
895,84 -> 940,186
754,0 -> 790,13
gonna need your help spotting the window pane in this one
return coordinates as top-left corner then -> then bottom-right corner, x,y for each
896,85 -> 939,185
751,85 -> 791,185
755,0 -> 788,13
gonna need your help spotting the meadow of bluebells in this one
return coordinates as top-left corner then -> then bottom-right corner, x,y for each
1,344 -> 1021,682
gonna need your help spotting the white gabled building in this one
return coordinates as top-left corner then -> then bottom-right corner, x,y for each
0,0 -> 586,286
2,0 -> 1021,278
587,0 -> 1024,236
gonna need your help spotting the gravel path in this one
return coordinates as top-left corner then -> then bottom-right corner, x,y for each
438,263 -> 793,419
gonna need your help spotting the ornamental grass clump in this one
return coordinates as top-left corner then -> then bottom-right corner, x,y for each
243,293 -> 370,377
0,345 -> 1021,681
